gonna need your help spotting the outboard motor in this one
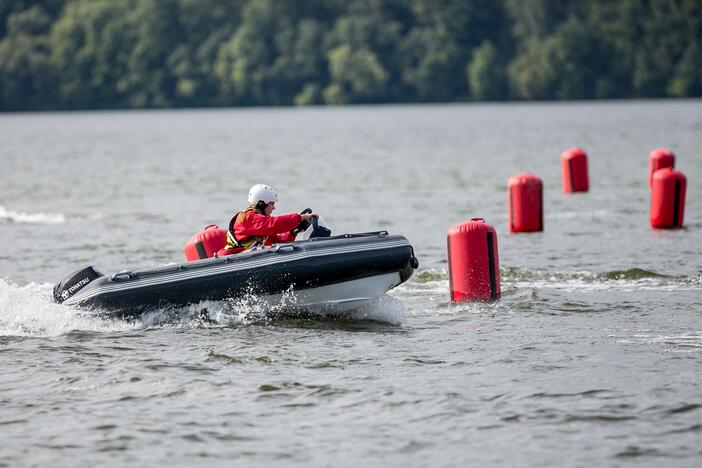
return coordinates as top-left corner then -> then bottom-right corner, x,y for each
53,266 -> 104,303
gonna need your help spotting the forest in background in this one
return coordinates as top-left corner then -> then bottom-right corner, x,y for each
1,0 -> 701,111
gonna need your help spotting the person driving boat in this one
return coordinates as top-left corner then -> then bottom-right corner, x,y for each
217,184 -> 317,256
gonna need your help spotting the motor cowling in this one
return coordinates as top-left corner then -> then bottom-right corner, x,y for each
53,266 -> 104,303
184,224 -> 228,261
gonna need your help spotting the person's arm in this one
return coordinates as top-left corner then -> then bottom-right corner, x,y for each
275,212 -> 321,243
241,211 -> 301,237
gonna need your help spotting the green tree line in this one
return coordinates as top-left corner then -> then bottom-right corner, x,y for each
1,0 -> 700,110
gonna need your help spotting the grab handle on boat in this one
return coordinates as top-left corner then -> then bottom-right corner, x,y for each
111,270 -> 136,280
273,244 -> 296,253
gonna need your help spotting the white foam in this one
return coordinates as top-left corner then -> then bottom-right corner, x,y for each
616,332 -> 702,353
0,277 -> 408,336
138,293 -> 275,328
137,285 -> 407,327
648,332 -> 702,352
0,279 -> 133,337
0,205 -> 66,224
349,295 -> 406,324
509,276 -> 702,292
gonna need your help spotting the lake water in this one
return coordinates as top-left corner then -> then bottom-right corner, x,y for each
1,101 -> 701,467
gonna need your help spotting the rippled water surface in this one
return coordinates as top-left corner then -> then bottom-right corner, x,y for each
1,102 -> 701,467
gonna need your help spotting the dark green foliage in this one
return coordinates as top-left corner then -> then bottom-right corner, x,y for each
0,4 -> 55,110
1,0 -> 700,110
468,40 -> 504,101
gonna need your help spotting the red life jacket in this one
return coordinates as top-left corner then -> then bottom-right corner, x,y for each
225,207 -> 268,251
217,208 -> 301,257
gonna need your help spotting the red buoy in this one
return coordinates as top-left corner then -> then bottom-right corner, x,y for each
648,148 -> 675,187
561,147 -> 589,193
650,168 -> 687,229
508,172 -> 543,233
184,224 -> 228,261
447,218 -> 500,302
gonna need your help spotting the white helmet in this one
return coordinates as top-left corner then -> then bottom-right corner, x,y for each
248,184 -> 278,205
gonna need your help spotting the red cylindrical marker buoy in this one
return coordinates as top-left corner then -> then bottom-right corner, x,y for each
508,172 -> 543,233
648,148 -> 675,187
650,168 -> 687,229
184,224 -> 228,261
447,218 -> 501,303
561,147 -> 589,193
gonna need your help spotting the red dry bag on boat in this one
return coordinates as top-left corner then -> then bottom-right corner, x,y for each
183,224 -> 228,261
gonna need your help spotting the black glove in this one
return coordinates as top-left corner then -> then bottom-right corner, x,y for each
291,208 -> 313,237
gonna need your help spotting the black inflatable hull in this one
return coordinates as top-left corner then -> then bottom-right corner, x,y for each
56,232 -> 417,316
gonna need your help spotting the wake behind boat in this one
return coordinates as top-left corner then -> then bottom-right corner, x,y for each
53,231 -> 418,317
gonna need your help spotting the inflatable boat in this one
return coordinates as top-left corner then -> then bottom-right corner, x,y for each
53,230 -> 418,317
